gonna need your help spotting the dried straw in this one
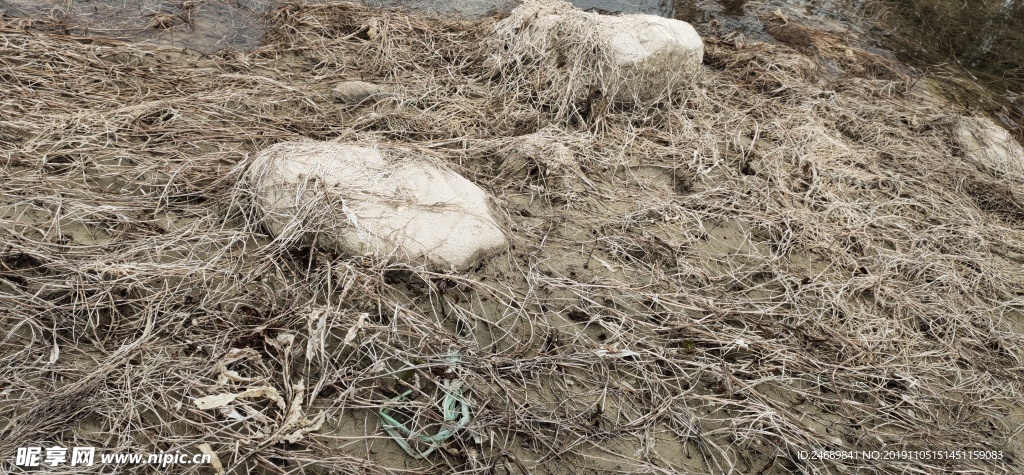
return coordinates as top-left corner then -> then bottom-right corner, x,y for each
1,1 -> 1023,474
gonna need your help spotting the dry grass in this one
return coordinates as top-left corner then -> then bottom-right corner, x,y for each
2,1 -> 1024,474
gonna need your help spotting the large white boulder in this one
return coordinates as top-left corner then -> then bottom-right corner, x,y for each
243,141 -> 507,271
957,116 -> 1024,178
488,0 -> 703,110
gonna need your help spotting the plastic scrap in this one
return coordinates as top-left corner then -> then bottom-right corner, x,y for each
378,379 -> 471,459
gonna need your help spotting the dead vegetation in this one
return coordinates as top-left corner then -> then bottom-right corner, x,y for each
1,1 -> 1024,474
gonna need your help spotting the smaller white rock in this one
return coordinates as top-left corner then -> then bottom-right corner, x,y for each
596,14 -> 705,102
957,116 -> 1024,177
331,81 -> 390,104
243,141 -> 507,271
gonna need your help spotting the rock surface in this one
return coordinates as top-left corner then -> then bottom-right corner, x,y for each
489,0 -> 703,104
594,14 -> 705,101
244,141 -> 507,270
957,116 -> 1024,177
331,81 -> 390,104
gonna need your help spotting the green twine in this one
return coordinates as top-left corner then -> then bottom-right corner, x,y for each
378,379 -> 472,459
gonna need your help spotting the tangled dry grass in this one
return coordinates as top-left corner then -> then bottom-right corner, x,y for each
2,1 -> 1024,474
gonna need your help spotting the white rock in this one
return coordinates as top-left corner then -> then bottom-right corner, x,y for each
330,81 -> 390,104
244,141 -> 507,271
957,116 -> 1024,177
489,0 -> 703,104
596,14 -> 705,101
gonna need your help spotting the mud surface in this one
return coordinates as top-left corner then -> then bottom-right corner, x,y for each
0,0 -> 674,52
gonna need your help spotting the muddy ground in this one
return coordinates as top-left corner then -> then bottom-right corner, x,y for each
1,1 -> 1024,474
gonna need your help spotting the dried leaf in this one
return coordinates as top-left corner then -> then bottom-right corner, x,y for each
280,412 -> 326,444
306,309 -> 327,362
593,346 -> 639,358
197,443 -> 223,475
342,313 -> 369,347
195,393 -> 238,410
48,342 -> 59,365
217,370 -> 253,385
195,386 -> 286,411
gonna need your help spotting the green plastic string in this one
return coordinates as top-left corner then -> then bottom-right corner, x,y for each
378,379 -> 471,459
